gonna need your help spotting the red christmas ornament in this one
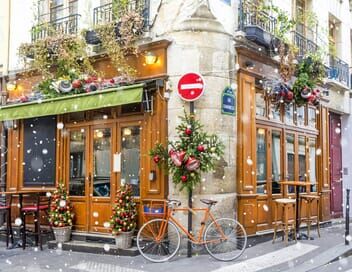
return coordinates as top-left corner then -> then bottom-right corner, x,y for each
153,155 -> 161,163
170,151 -> 186,167
185,128 -> 192,136
72,79 -> 82,89
181,175 -> 188,183
197,145 -> 205,152
285,90 -> 294,101
110,78 -> 115,84
185,156 -> 200,171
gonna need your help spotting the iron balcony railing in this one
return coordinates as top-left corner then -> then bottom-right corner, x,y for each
327,56 -> 349,86
293,31 -> 318,57
93,0 -> 150,28
31,14 -> 80,42
238,0 -> 277,35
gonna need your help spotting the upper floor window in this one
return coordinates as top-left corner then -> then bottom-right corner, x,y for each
37,0 -> 78,23
296,0 -> 305,35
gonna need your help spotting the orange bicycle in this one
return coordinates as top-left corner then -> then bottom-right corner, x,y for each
137,199 -> 247,262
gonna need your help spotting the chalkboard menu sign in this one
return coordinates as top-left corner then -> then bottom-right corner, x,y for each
23,116 -> 56,186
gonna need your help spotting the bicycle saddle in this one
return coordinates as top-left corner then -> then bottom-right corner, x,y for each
200,199 -> 218,206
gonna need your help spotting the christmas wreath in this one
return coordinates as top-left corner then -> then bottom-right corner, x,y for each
150,111 -> 224,192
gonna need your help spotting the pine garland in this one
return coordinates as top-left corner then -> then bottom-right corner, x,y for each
48,182 -> 74,227
110,184 -> 137,234
150,111 -> 224,192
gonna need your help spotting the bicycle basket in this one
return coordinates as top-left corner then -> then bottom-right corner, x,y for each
141,199 -> 167,223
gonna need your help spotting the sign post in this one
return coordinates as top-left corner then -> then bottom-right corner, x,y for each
177,72 -> 205,258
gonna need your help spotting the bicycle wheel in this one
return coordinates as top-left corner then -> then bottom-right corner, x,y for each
137,219 -> 181,263
204,218 -> 247,262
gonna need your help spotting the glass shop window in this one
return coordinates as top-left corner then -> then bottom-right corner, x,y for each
286,133 -> 295,193
256,88 -> 266,117
121,126 -> 141,196
269,103 -> 281,121
298,136 -> 307,182
272,130 -> 282,194
256,128 -> 267,194
297,105 -> 306,126
23,116 -> 57,187
308,107 -> 317,128
285,104 -> 294,125
309,138 -> 317,192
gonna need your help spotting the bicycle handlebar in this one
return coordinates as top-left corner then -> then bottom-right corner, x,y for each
167,199 -> 181,207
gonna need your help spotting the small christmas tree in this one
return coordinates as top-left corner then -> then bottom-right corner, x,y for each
110,184 -> 137,234
48,182 -> 74,228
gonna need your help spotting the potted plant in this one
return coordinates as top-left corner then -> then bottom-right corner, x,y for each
48,182 -> 74,243
110,184 -> 137,249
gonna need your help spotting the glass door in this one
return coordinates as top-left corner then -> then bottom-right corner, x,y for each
88,125 -> 114,232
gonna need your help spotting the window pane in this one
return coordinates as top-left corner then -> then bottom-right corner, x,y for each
69,130 -> 86,196
297,106 -> 305,126
23,116 -> 56,187
272,131 -> 281,194
298,136 -> 306,181
93,128 -> 111,197
256,128 -> 267,194
256,88 -> 266,117
269,104 -> 281,121
286,133 -> 295,193
309,138 -> 317,192
285,104 -> 294,125
308,107 -> 316,128
121,126 -> 141,196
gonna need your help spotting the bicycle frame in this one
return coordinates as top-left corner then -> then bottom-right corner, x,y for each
155,206 -> 228,245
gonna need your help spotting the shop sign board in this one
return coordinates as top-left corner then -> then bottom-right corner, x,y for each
221,86 -> 236,116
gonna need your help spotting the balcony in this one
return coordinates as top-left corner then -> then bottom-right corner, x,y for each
326,56 -> 350,87
31,14 -> 80,42
237,0 -> 277,48
293,31 -> 318,58
93,0 -> 150,27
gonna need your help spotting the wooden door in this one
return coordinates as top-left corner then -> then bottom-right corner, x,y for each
329,112 -> 343,218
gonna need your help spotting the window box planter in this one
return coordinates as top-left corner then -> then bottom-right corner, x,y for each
244,26 -> 272,48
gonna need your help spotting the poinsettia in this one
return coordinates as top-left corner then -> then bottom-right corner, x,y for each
150,111 -> 224,192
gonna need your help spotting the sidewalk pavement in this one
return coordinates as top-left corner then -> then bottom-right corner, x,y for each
0,223 -> 351,272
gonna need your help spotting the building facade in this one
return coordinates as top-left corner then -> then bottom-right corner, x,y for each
0,0 -> 351,236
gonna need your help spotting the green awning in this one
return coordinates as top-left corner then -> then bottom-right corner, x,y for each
0,84 -> 143,121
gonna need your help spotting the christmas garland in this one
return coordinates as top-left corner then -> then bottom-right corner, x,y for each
150,111 -> 224,192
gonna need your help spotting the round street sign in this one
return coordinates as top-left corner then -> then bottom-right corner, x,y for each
177,72 -> 205,102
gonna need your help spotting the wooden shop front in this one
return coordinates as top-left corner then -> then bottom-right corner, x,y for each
235,46 -> 331,235
3,40 -> 169,233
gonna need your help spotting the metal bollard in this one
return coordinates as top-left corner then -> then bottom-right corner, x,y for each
346,189 -> 350,245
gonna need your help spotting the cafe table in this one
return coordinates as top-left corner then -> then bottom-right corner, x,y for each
0,190 -> 53,249
280,181 -> 313,240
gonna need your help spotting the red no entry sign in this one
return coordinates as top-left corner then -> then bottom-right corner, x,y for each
177,72 -> 205,102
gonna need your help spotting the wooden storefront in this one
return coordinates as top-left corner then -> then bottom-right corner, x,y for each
4,40 -> 170,233
236,46 -> 331,235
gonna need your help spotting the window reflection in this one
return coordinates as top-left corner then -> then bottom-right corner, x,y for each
256,89 -> 266,117
286,133 -> 295,193
69,130 -> 86,196
298,136 -> 306,182
272,131 -> 281,194
309,138 -> 317,192
121,126 -> 141,196
285,104 -> 294,125
308,107 -> 316,128
297,106 -> 305,126
93,128 -> 111,197
256,128 -> 267,194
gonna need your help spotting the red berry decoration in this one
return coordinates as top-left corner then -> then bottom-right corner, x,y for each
110,78 -> 115,84
185,128 -> 192,136
72,79 -> 82,89
181,175 -> 188,183
197,145 -> 205,152
153,155 -> 160,163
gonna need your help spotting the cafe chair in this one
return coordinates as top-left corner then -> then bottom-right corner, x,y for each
0,194 -> 14,248
20,193 -> 51,250
300,194 -> 321,238
273,198 -> 297,246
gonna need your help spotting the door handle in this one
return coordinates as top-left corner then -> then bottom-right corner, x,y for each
88,173 -> 92,186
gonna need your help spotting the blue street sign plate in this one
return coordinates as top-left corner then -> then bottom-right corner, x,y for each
221,87 -> 236,116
